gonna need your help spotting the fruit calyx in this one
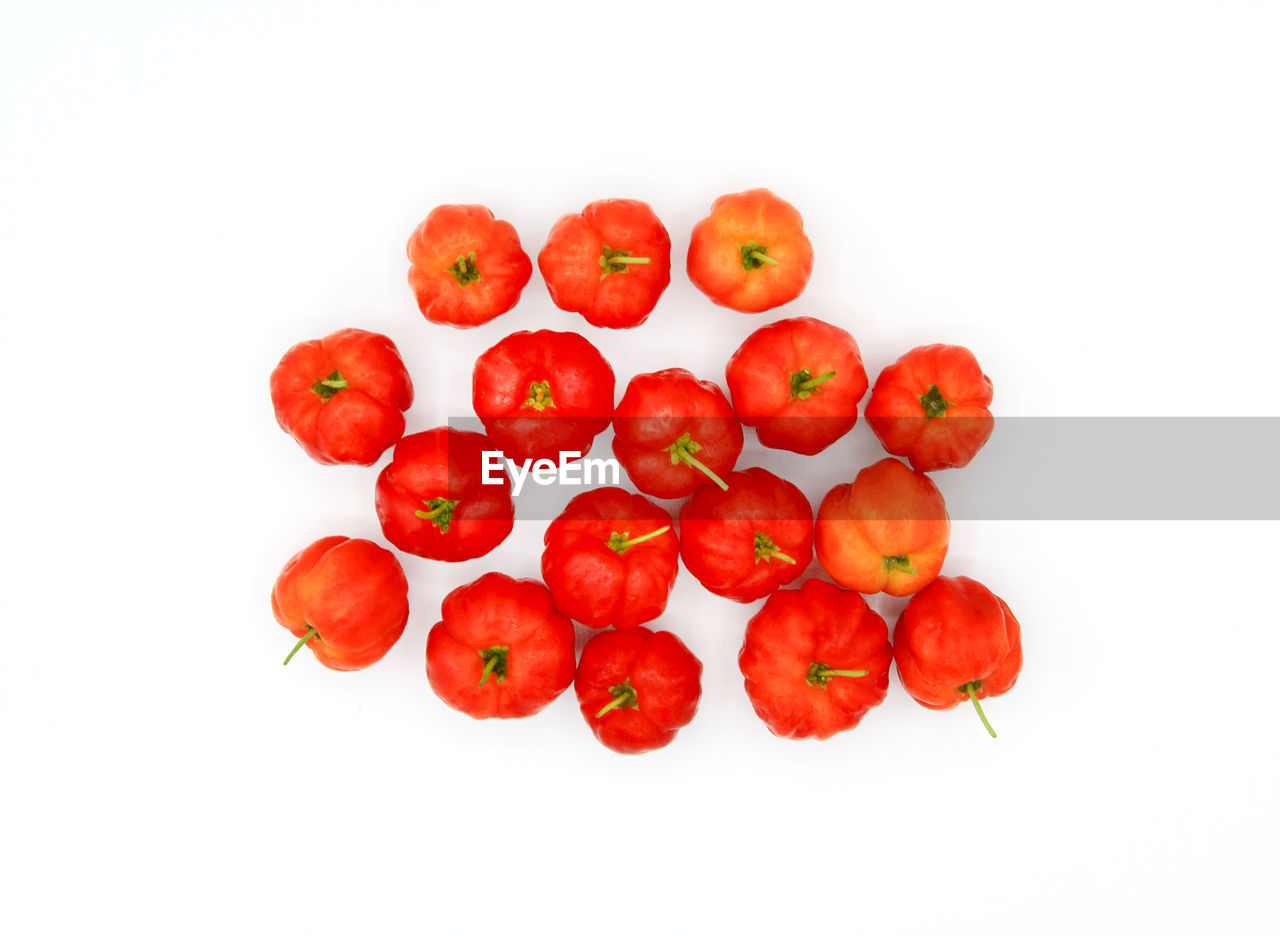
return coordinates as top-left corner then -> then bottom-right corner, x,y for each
310,370 -> 349,401
522,380 -> 555,411
596,679 -> 639,717
806,661 -> 868,687
918,384 -> 954,419
599,245 -> 651,278
667,432 -> 729,491
416,497 -> 460,532
739,241 -> 779,271
478,646 -> 510,687
754,532 -> 797,565
882,554 -> 917,575
789,368 -> 836,401
446,252 -> 482,286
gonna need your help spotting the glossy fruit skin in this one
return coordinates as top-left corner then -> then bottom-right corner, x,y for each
541,487 -> 679,630
374,428 -> 514,562
815,457 -> 950,596
426,573 -> 577,719
406,204 -> 533,328
893,576 -> 1022,711
575,627 -> 703,754
738,580 -> 892,740
538,198 -> 672,328
725,316 -> 868,455
269,328 -> 413,466
865,344 -> 994,472
678,468 -> 813,603
686,188 -> 814,313
612,368 -> 744,499
472,329 -> 615,464
271,536 -> 409,671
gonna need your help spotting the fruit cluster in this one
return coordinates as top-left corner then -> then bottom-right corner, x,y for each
269,189 -> 1022,753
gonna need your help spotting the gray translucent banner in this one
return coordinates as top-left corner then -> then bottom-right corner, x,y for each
445,417 -> 1280,520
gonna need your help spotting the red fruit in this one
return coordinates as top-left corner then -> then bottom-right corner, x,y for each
865,344 -> 994,471
538,198 -> 672,328
612,368 -> 744,499
814,457 -> 950,596
678,468 -> 813,603
541,487 -> 679,630
687,188 -> 814,313
271,536 -> 409,671
269,328 -> 413,466
575,627 -> 702,754
472,329 -> 615,464
738,579 -> 892,740
725,316 -> 868,455
426,573 -> 577,720
406,204 -> 532,328
374,427 -> 514,562
894,576 -> 1023,738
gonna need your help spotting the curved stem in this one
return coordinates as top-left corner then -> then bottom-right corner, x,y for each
679,450 -> 729,491
415,504 -> 449,521
283,627 -> 319,666
596,679 -> 638,717
608,525 -> 671,553
596,694 -> 631,718
965,682 -> 998,739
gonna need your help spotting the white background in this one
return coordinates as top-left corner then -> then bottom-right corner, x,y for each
3,1 -> 1278,933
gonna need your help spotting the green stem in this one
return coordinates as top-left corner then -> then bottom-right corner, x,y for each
477,646 -> 510,687
310,369 -> 347,401
595,679 -> 638,718
750,250 -> 779,266
883,554 -> 918,575
599,246 -> 651,277
919,384 -> 955,420
668,433 -> 729,491
796,371 -> 835,391
755,532 -> 796,564
608,526 -> 671,553
806,661 -> 869,686
684,451 -> 728,490
446,252 -> 482,286
596,694 -> 631,718
479,655 -> 499,688
415,497 -> 459,532
964,682 -> 998,739
681,451 -> 728,491
283,627 -> 319,666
